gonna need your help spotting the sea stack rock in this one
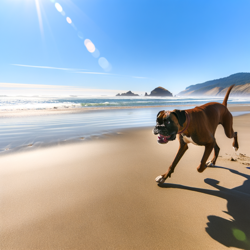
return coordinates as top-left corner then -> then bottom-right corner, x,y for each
116,91 -> 139,96
149,87 -> 172,97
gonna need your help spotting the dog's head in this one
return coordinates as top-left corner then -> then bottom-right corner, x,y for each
153,109 -> 186,144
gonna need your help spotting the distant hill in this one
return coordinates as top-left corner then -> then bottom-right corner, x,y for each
146,87 -> 172,97
178,73 -> 250,96
218,83 -> 250,96
116,91 -> 139,96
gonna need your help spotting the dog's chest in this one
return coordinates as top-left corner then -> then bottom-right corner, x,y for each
182,135 -> 197,145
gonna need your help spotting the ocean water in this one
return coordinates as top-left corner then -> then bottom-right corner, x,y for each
0,95 -> 250,110
0,96 -> 249,153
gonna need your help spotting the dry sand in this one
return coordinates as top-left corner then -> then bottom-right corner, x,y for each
1,109 -> 250,249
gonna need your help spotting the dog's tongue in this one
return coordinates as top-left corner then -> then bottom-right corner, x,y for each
158,134 -> 171,143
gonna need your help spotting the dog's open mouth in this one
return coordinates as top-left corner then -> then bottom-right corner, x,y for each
158,134 -> 171,144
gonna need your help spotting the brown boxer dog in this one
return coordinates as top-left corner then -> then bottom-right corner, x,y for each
154,85 -> 238,183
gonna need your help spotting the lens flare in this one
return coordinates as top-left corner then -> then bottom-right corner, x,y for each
92,48 -> 100,58
52,1 -> 112,72
55,3 -> 63,13
232,229 -> 246,241
98,57 -> 110,70
78,32 -> 84,40
66,17 -> 72,24
84,39 -> 95,53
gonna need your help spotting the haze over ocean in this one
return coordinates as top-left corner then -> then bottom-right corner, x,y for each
1,96 -> 250,111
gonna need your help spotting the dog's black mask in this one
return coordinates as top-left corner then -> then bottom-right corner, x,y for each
153,110 -> 185,144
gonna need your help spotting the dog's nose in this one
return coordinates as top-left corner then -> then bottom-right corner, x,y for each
154,125 -> 165,135
156,124 -> 165,129
153,127 -> 159,135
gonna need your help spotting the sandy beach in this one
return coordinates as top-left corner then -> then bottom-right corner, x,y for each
1,105 -> 250,250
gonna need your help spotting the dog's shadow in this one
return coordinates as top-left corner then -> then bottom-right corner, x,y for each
159,166 -> 250,249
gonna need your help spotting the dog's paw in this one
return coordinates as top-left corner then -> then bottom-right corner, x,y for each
233,147 -> 238,152
155,175 -> 166,183
206,161 -> 214,167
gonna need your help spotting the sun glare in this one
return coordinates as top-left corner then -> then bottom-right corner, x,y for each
24,0 -> 112,71
34,0 -> 44,38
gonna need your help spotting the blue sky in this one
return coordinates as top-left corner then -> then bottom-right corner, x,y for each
0,0 -> 250,96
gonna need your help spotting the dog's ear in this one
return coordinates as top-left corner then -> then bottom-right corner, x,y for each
172,109 -> 186,127
156,110 -> 165,119
156,110 -> 165,124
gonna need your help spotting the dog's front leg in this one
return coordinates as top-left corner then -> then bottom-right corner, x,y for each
156,135 -> 188,183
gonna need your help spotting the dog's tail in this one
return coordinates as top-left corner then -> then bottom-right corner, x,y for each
222,84 -> 235,107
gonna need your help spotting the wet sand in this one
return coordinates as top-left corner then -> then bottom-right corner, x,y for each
0,103 -> 249,118
1,107 -> 250,249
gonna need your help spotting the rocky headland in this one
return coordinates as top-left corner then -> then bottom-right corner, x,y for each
145,87 -> 172,97
116,87 -> 172,97
116,91 -> 139,97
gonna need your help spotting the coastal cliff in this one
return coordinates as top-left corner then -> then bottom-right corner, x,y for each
178,73 -> 250,96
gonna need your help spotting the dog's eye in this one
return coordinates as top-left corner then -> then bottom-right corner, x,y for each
167,121 -> 171,125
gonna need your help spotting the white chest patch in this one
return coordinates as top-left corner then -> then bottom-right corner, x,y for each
182,135 -> 198,145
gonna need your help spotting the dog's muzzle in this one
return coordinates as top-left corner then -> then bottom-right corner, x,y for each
154,127 -> 176,144
157,133 -> 176,144
158,134 -> 171,144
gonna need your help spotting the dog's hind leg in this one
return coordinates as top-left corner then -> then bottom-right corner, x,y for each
222,112 -> 239,151
207,140 -> 220,167
197,142 -> 215,173
232,132 -> 239,151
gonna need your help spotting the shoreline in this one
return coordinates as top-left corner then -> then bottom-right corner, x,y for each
0,104 -> 249,155
0,106 -> 250,156
0,103 -> 250,118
